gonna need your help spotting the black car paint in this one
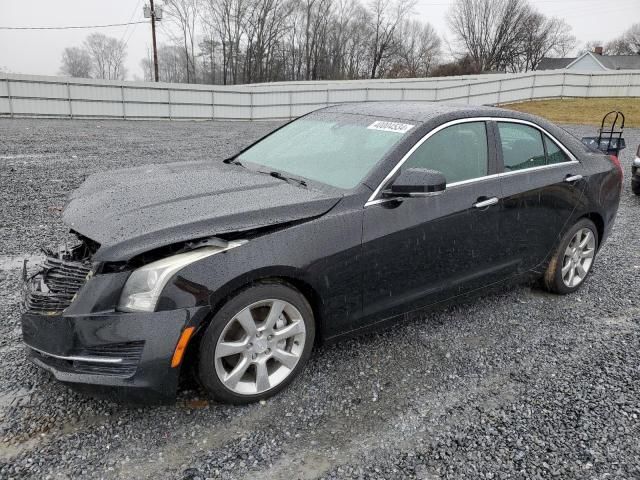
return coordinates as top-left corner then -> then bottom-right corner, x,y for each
22,103 -> 622,403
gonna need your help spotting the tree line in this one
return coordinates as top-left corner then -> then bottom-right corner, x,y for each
59,0 -> 640,85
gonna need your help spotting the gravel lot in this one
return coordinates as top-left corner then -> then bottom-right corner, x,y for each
0,117 -> 639,479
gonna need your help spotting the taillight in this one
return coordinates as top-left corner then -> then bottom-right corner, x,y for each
610,154 -> 622,173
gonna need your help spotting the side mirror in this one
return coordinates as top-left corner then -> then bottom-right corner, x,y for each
383,168 -> 446,197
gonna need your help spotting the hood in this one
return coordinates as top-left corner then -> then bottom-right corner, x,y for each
63,160 -> 342,262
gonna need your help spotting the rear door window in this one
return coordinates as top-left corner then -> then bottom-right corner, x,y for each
402,121 -> 488,184
544,136 -> 571,165
498,123 -> 546,171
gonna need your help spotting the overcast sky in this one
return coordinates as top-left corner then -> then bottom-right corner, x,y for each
1,0 -> 638,80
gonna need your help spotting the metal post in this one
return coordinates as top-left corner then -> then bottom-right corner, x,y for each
466,83 -> 471,104
326,89 -> 330,106
168,89 -> 172,120
530,73 -> 536,101
249,91 -> 254,120
67,82 -> 73,118
496,79 -> 503,105
560,72 -> 566,99
586,74 -> 592,98
401,88 -> 406,101
288,91 -> 293,120
6,77 -> 13,118
211,90 -> 215,120
121,85 -> 126,119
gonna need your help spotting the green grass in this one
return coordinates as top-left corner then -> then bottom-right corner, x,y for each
503,98 -> 640,128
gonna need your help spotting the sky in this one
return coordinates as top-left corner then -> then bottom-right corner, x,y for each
0,0 -> 639,80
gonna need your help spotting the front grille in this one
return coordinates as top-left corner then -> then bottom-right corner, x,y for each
30,341 -> 145,378
24,254 -> 91,315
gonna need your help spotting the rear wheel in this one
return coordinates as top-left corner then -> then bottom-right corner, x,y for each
198,282 -> 315,404
632,179 -> 640,195
543,218 -> 598,294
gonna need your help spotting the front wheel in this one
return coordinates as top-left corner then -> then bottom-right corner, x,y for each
197,282 -> 315,404
632,178 -> 640,195
543,218 -> 598,294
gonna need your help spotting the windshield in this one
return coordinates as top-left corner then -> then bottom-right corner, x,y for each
237,113 -> 415,189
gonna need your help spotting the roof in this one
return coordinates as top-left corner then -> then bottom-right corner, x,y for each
536,57 -> 575,70
323,102 -> 505,122
594,54 -> 640,70
538,52 -> 640,71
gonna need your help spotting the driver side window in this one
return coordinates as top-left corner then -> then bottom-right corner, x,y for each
402,122 -> 488,184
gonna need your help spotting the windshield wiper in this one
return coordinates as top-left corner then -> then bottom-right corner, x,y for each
259,170 -> 307,188
223,157 -> 245,167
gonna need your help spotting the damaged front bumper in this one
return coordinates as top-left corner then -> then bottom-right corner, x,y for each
22,308 -> 205,404
21,246 -> 210,404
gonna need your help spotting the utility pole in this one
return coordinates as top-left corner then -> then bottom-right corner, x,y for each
144,1 -> 162,82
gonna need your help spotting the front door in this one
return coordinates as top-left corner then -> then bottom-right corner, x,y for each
355,120 -> 514,331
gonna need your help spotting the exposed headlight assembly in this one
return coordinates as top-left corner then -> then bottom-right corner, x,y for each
117,240 -> 247,313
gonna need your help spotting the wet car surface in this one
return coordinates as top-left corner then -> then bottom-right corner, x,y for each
1,117 -> 639,479
18,103 -> 622,405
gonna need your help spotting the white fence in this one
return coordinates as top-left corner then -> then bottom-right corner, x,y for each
1,70 -> 639,121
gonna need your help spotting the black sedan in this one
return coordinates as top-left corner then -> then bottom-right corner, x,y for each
22,103 -> 622,404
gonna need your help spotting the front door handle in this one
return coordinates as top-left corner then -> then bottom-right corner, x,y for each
473,197 -> 499,208
565,174 -> 583,183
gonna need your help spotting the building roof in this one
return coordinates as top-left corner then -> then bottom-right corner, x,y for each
538,52 -> 640,71
594,54 -> 640,70
537,57 -> 576,70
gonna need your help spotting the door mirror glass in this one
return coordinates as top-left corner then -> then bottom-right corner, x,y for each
385,168 -> 446,197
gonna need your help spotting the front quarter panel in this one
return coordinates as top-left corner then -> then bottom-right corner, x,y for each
157,195 -> 365,339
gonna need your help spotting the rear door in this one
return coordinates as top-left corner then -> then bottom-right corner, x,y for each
356,120 -> 513,330
496,120 -> 586,274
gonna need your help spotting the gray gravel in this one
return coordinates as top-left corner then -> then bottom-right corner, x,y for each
0,118 -> 639,479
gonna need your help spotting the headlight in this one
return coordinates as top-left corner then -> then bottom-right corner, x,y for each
117,241 -> 246,312
633,157 -> 640,168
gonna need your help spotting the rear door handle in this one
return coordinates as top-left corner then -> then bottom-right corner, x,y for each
565,174 -> 583,183
473,197 -> 499,208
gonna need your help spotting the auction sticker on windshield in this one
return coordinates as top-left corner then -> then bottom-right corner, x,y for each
367,121 -> 415,134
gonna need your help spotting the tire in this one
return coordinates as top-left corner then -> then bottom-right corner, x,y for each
543,218 -> 599,295
197,281 -> 315,404
632,179 -> 640,196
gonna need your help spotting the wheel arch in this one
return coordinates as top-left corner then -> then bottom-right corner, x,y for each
580,211 -> 604,249
203,266 -> 324,344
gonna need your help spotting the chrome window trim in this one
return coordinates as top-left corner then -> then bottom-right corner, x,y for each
26,343 -> 124,364
364,116 -> 579,207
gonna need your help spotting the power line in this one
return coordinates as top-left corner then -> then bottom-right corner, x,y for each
0,21 -> 147,31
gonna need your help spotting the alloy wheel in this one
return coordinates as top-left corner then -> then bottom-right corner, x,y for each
561,227 -> 596,288
214,299 -> 306,395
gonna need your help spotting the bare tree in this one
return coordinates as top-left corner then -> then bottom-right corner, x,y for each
395,19 -> 440,77
141,45 -> 191,82
60,47 -> 93,78
448,0 -> 576,72
626,23 -> 640,54
84,33 -> 127,80
164,0 -> 200,82
605,23 -> 640,55
203,0 -> 250,84
368,0 -> 415,78
518,15 -> 575,71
